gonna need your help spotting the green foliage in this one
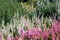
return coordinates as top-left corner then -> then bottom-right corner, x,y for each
0,2 -> 14,25
0,0 -> 58,25
0,1 -> 28,25
36,0 -> 57,17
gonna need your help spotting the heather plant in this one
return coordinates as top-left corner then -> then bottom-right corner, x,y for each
19,21 -> 60,40
0,16 -> 60,40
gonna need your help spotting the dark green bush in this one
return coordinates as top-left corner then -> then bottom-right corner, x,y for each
36,0 -> 57,18
0,0 -> 28,25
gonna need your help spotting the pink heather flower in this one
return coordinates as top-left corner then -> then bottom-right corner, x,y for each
56,22 -> 60,33
17,26 -> 23,35
52,26 -> 57,34
42,29 -> 49,38
26,29 -> 34,39
27,29 -> 33,36
31,38 -> 33,40
42,29 -> 49,40
32,28 -> 41,40
15,35 -> 18,40
7,35 -> 13,40
52,37 -> 56,40
20,29 -> 25,40
18,37 -> 22,40
12,37 -> 15,40
50,28 -> 56,40
19,22 -> 60,40
52,22 -> 60,33
0,35 -> 3,40
55,36 -> 59,40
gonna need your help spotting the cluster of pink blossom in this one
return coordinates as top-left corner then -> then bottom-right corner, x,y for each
20,21 -> 60,40
0,21 -> 60,40
0,34 -> 19,40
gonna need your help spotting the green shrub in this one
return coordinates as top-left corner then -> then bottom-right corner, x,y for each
0,1 -> 28,25
36,0 -> 57,17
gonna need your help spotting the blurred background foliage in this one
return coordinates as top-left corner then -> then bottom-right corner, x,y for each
0,0 -> 59,25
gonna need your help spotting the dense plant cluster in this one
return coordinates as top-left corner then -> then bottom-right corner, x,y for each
0,18 -> 60,40
20,21 -> 60,40
36,0 -> 57,18
0,0 -> 60,40
0,0 -> 59,25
